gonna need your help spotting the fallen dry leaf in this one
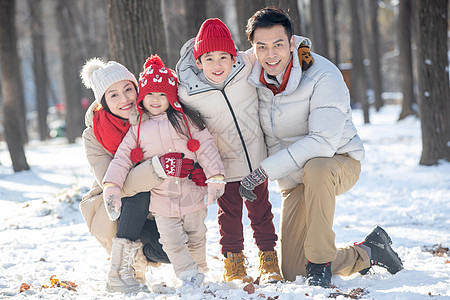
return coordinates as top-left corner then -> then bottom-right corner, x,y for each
243,282 -> 255,294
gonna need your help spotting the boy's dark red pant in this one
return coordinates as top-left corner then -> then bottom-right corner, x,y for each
217,180 -> 277,254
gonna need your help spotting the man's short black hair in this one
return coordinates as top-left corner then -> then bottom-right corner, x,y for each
246,7 -> 294,43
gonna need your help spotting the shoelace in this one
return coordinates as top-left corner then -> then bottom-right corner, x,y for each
120,246 -> 138,280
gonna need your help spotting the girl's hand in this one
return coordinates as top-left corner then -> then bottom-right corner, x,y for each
205,176 -> 226,205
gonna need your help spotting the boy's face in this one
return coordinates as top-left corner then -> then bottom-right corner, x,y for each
143,92 -> 170,116
252,24 -> 294,76
196,51 -> 236,83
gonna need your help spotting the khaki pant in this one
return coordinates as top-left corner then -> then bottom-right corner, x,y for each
155,208 -> 208,277
280,155 -> 370,281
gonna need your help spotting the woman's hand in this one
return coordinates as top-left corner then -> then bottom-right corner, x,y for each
103,184 -> 122,221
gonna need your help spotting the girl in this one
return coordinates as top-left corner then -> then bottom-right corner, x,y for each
80,58 -> 200,293
102,55 -> 226,289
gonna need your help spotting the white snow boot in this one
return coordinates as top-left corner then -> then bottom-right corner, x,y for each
106,237 -> 148,293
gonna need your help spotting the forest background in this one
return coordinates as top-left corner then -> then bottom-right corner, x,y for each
0,0 -> 448,172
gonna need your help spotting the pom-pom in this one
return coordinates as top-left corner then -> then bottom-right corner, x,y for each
80,58 -> 105,88
187,139 -> 200,152
130,147 -> 144,163
143,54 -> 164,69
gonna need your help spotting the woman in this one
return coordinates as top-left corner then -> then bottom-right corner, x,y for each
80,58 -> 199,292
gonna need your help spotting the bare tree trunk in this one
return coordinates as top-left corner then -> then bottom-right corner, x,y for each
416,0 -> 450,165
107,0 -> 167,77
310,0 -> 329,58
398,0 -> 417,120
331,0 -> 339,65
55,0 -> 85,144
185,0 -> 208,40
28,0 -> 49,141
350,0 -> 369,123
0,0 -> 30,172
266,0 -> 302,35
236,0 -> 267,49
367,0 -> 384,112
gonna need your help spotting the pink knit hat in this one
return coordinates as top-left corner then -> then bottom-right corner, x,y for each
194,18 -> 237,60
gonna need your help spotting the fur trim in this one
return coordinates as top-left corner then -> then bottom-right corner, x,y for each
151,155 -> 168,179
129,105 -> 151,126
80,57 -> 105,89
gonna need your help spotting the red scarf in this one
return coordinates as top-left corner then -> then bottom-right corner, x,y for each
92,107 -> 130,154
260,56 -> 293,95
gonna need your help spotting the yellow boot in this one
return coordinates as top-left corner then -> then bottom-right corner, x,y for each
223,252 -> 253,283
258,250 -> 283,284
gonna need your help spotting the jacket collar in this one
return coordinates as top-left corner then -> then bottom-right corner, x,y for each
176,37 -> 245,96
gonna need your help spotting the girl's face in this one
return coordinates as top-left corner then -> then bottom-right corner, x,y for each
104,80 -> 137,119
143,92 -> 170,116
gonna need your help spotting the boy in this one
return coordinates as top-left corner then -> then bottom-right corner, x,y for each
176,18 -> 282,285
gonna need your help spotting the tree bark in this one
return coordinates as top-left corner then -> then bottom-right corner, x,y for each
350,0 -> 370,124
185,0 -> 208,41
310,0 -> 329,58
367,0 -> 384,112
107,0 -> 168,77
0,0 -> 30,172
331,0 -> 339,65
236,0 -> 267,49
55,0 -> 85,143
398,0 -> 416,120
350,0 -> 369,123
416,0 -> 450,165
28,0 -> 49,141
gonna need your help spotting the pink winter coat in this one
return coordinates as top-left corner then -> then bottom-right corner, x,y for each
103,110 -> 225,218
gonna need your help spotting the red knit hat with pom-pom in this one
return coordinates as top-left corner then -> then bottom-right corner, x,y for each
130,55 -> 200,163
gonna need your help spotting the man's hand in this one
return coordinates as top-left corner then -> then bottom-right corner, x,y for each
239,167 -> 268,202
103,184 -> 121,221
153,152 -> 195,178
190,163 -> 207,186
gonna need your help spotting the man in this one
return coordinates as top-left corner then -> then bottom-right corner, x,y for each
239,7 -> 403,287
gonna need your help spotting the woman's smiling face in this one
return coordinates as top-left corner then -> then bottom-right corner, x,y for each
104,80 -> 137,119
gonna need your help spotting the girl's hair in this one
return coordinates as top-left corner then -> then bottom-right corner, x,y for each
142,102 -> 206,137
100,82 -> 138,119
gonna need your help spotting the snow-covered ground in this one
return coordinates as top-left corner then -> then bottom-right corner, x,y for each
0,105 -> 449,299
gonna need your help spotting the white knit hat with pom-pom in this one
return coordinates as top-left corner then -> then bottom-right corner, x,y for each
80,58 -> 138,105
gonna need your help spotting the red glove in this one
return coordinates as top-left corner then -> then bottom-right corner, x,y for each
159,152 -> 194,178
190,163 -> 207,186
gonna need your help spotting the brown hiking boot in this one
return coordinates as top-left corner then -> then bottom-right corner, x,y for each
258,250 -> 283,284
223,252 -> 253,283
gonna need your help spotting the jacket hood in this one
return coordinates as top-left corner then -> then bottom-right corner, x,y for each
129,105 -> 150,126
176,37 -> 245,95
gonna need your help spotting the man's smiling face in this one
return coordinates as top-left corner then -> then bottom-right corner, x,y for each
252,24 -> 294,76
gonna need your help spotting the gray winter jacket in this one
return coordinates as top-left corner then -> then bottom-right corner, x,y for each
248,36 -> 365,190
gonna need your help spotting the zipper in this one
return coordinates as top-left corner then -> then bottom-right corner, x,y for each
220,89 -> 253,173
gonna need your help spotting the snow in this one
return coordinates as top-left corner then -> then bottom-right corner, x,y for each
1,105 -> 449,299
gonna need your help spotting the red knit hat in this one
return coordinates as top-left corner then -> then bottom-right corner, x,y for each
194,18 -> 237,60
130,55 -> 200,163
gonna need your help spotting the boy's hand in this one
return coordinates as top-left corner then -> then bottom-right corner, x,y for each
239,167 -> 267,202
